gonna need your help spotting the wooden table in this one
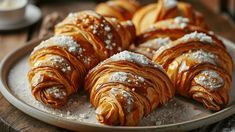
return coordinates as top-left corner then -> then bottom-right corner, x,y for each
0,0 -> 235,132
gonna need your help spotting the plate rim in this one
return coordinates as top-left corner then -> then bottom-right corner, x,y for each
0,36 -> 235,131
0,4 -> 42,31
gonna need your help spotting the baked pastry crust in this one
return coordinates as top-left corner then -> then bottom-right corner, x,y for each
153,32 -> 233,111
85,51 -> 175,125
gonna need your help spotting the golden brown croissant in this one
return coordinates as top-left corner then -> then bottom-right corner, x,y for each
96,0 -> 140,21
153,31 -> 233,111
133,17 -> 209,58
28,35 -> 87,108
85,51 -> 175,125
55,11 -> 136,58
28,10 -> 136,108
132,0 -> 208,34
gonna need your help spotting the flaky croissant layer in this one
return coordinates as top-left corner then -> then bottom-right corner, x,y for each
85,51 -> 175,125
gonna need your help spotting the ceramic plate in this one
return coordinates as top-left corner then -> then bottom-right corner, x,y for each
0,4 -> 42,31
0,37 -> 235,132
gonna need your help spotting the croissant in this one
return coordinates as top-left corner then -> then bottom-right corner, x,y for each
132,0 -> 208,34
85,51 -> 175,125
28,10 -> 136,108
133,17 -> 209,58
55,11 -> 136,57
96,0 -> 140,21
153,31 -> 233,111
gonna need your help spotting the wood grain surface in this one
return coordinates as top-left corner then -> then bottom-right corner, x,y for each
0,0 -> 235,132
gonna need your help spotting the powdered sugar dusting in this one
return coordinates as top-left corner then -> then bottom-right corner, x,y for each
194,70 -> 224,90
163,0 -> 177,9
109,72 -> 145,84
71,11 -> 118,52
32,35 -> 92,64
110,72 -> 128,82
127,20 -> 133,26
33,55 -> 72,73
139,98 -> 204,125
33,35 -> 83,55
67,13 -> 79,22
154,37 -> 171,45
110,51 -> 163,70
188,50 -> 217,64
141,37 -> 171,48
110,88 -> 134,113
180,31 -> 214,44
178,50 -> 217,73
178,61 -> 189,73
52,35 -> 81,53
174,17 -> 189,28
46,86 -> 66,99
111,51 -> 149,65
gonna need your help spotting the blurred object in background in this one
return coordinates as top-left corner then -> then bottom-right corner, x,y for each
38,12 -> 63,38
227,0 -> 235,19
198,0 -> 220,12
199,0 -> 235,20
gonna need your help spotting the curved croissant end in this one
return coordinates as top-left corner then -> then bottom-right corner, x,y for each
28,35 -> 86,108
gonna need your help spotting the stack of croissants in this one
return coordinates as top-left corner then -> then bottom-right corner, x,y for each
27,0 -> 233,126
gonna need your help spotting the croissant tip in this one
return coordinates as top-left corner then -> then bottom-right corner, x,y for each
95,102 -> 121,125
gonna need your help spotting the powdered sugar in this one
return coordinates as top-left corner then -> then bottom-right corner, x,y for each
101,19 -> 117,51
174,17 -> 189,28
110,51 -> 162,70
32,35 -> 93,65
188,50 -> 217,64
178,61 -> 189,73
194,70 -> 224,90
111,51 -> 149,65
104,25 -> 111,32
139,98 -> 203,126
109,72 -> 145,84
62,11 -> 119,54
178,50 -> 217,73
126,20 -> 133,26
34,55 -> 72,73
110,88 -> 134,113
142,37 -> 171,48
46,86 -> 66,99
180,31 -> 214,44
33,35 -> 83,55
67,13 -> 79,22
163,0 -> 177,9
110,72 -> 128,82
154,37 -> 171,45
